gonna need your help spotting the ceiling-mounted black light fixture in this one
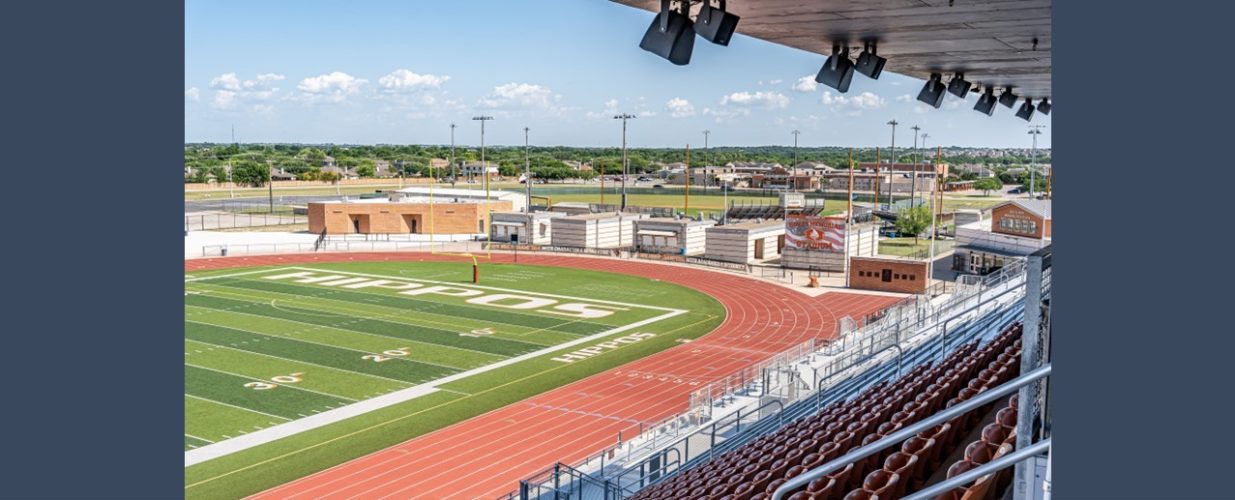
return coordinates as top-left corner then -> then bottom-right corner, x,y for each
947,72 -> 970,98
695,0 -> 740,46
974,86 -> 998,115
815,42 -> 855,93
1016,100 -> 1036,121
639,0 -> 695,65
998,87 -> 1019,108
854,40 -> 886,80
917,72 -> 946,108
1036,98 -> 1051,115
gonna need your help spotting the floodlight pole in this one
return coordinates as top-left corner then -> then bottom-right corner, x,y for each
450,123 -> 457,188
703,130 -> 710,192
887,120 -> 898,210
615,113 -> 636,210
910,125 -> 921,208
792,130 -> 801,192
921,133 -> 930,212
473,116 -> 494,201
1029,126 -> 1045,198
524,126 -> 532,213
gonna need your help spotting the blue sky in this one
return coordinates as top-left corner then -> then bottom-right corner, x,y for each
185,0 -> 1051,149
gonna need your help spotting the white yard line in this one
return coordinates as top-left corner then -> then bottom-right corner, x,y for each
183,338 -> 417,387
184,363 -> 358,402
184,307 -> 687,467
185,433 -> 216,444
185,394 -> 292,422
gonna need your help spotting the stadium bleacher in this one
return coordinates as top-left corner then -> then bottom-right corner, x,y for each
627,323 -> 1024,500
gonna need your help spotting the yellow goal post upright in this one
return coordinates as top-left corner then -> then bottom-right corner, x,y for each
426,144 -> 492,263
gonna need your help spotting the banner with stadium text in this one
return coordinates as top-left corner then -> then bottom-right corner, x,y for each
785,214 -> 846,252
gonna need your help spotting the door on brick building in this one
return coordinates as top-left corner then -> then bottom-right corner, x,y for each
754,238 -> 765,259
881,269 -> 892,282
402,214 -> 421,234
352,218 -> 361,233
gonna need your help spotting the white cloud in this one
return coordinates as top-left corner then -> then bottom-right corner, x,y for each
819,91 -> 887,116
296,71 -> 366,103
586,98 -> 621,119
377,69 -> 451,93
185,87 -> 200,102
666,97 -> 696,118
206,72 -> 285,110
479,82 -> 566,115
793,76 -> 818,93
895,94 -> 913,103
720,91 -> 789,109
769,79 -> 783,85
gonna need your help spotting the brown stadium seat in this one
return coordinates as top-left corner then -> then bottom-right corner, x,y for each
827,463 -> 856,492
861,469 -> 900,497
765,478 -> 788,494
964,440 -> 998,465
900,436 -> 937,488
711,483 -> 733,497
831,430 -> 856,453
980,423 -> 1010,445
807,476 -> 837,495
769,459 -> 790,480
883,452 -> 919,497
784,448 -> 805,468
787,491 -> 818,500
799,452 -> 824,472
731,482 -> 756,500
841,488 -> 878,500
750,470 -> 774,495
817,441 -> 842,462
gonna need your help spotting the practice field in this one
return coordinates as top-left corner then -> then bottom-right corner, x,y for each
184,260 -> 725,499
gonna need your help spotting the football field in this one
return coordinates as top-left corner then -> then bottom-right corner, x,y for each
184,260 -> 725,499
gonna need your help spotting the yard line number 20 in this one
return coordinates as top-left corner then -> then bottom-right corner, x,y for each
243,372 -> 304,391
362,347 -> 412,363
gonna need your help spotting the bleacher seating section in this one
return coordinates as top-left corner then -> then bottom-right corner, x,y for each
629,323 -> 1024,500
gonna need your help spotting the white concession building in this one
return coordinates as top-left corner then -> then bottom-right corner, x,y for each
489,211 -> 565,245
634,218 -> 716,255
703,220 -> 787,264
550,212 -> 648,249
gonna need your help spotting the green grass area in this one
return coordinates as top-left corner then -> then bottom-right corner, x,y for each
184,261 -> 724,499
878,237 -> 956,257
940,196 -> 1005,212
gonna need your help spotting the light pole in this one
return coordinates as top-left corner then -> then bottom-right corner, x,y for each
886,119 -> 898,210
792,130 -> 801,192
910,125 -> 921,208
449,123 -> 457,188
920,133 -> 931,207
702,129 -> 710,192
524,126 -> 532,213
473,116 -> 494,200
614,113 -> 636,210
1028,125 -> 1045,198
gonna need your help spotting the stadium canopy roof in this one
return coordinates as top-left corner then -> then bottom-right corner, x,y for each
611,0 -> 1051,99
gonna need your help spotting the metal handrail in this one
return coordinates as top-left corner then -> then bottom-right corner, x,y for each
770,364 -> 1052,500
904,438 -> 1051,500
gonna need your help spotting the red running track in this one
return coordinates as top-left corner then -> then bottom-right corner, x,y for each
185,252 -> 900,499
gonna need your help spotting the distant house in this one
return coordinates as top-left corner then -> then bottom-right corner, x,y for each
321,165 -> 358,180
321,155 -> 338,169
953,164 -> 996,178
460,161 -> 500,179
374,160 -> 394,178
270,168 -> 297,181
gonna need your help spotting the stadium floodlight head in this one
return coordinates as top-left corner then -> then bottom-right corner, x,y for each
695,0 -> 740,46
917,72 -> 946,108
974,86 -> 998,116
999,87 -> 1018,108
1016,99 -> 1036,121
854,40 -> 887,80
947,72 -> 970,99
815,43 -> 855,93
1036,98 -> 1051,115
640,0 -> 696,66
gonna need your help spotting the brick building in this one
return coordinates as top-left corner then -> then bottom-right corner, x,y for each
952,199 -> 1052,275
307,187 -> 521,235
848,256 -> 929,294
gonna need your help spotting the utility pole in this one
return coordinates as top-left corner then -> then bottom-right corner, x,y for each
702,130 -> 710,192
449,123 -> 457,188
614,113 -> 636,210
473,116 -> 494,202
684,144 -> 691,215
228,124 -> 235,199
846,148 -> 854,288
887,120 -> 898,210
1028,125 -> 1045,199
910,125 -> 921,208
792,130 -> 801,192
524,126 -> 532,213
